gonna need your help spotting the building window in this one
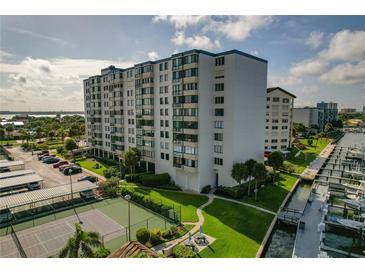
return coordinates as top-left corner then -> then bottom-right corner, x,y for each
215,57 -> 225,66
214,157 -> 223,165
214,145 -> 223,154
214,121 -> 224,129
215,83 -> 224,92
215,108 -> 224,116
272,126 -> 278,130
281,139 -> 287,142
161,153 -> 165,159
215,97 -> 224,104
273,97 -> 280,102
214,133 -> 223,141
283,98 -> 290,103
166,153 -> 169,160
272,139 -> 278,143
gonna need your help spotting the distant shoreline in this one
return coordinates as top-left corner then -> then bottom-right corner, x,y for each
0,111 -> 84,115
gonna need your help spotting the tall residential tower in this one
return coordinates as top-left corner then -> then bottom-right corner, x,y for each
84,49 -> 267,192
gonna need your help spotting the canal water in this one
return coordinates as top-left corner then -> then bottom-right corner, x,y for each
264,132 -> 365,258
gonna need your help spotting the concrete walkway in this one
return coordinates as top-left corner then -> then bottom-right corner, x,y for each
152,193 -> 214,253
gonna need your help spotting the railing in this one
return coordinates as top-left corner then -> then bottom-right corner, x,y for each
10,224 -> 27,258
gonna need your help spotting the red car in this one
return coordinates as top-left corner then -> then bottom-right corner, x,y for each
53,160 -> 69,168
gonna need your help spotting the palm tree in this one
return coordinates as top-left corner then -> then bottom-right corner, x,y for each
231,162 -> 245,186
123,147 -> 141,180
0,128 -> 5,144
5,124 -> 14,144
252,162 -> 267,201
56,127 -> 67,141
244,159 -> 257,196
59,223 -> 102,258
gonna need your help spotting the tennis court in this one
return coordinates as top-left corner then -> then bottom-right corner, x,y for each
0,198 -> 174,258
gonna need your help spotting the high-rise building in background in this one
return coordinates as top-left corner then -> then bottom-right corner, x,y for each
316,101 -> 338,129
292,107 -> 322,132
84,49 -> 267,191
265,87 -> 296,151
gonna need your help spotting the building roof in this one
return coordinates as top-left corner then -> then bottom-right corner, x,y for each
0,160 -> 24,169
108,241 -> 159,258
267,87 -> 297,98
0,174 -> 43,190
0,180 -> 97,210
0,169 -> 35,180
0,121 -> 24,126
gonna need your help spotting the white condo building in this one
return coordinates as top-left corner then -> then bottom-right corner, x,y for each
84,49 -> 267,192
265,87 -> 296,152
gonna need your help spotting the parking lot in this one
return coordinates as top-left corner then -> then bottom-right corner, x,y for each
7,147 -> 86,188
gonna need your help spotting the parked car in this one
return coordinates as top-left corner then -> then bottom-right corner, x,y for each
80,189 -> 95,200
77,176 -> 98,183
42,156 -> 56,163
63,165 -> 82,175
44,157 -> 60,164
36,150 -> 49,156
38,153 -> 49,160
27,182 -> 41,190
59,164 -> 71,172
53,160 -> 69,168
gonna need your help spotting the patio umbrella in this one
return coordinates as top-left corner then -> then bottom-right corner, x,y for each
200,225 -> 203,236
188,232 -> 192,243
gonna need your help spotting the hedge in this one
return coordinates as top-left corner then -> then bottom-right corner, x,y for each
139,173 -> 171,187
136,227 -> 150,244
200,185 -> 211,194
173,245 -> 196,258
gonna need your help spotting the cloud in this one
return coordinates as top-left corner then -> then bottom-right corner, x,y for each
305,31 -> 324,49
9,27 -> 75,48
320,60 -> 365,85
0,57 -> 135,111
171,31 -> 221,50
268,75 -> 302,87
286,29 -> 365,86
320,30 -> 365,61
147,51 -> 160,61
153,15 -> 207,29
0,50 -> 14,61
154,16 -> 272,51
290,58 -> 328,77
203,16 -> 273,41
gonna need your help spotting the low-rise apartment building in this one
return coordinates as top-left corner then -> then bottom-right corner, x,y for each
84,49 -> 268,192
265,87 -> 296,151
293,107 -> 322,131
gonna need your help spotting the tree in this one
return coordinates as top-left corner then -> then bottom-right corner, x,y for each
293,123 -> 307,137
267,151 -> 285,184
35,126 -> 44,140
136,227 -> 151,245
123,147 -> 141,180
252,162 -> 267,201
324,122 -> 333,133
5,124 -> 14,141
0,128 -> 5,143
59,223 -> 103,258
307,138 -> 313,146
244,159 -> 257,196
48,130 -> 55,140
64,137 -> 78,161
56,127 -> 67,141
231,162 -> 245,186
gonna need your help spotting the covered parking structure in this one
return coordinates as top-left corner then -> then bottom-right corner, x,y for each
0,181 -> 98,226
0,161 -> 25,172
0,169 -> 36,180
0,174 -> 43,193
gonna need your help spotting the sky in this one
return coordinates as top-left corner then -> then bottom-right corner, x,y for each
0,15 -> 365,111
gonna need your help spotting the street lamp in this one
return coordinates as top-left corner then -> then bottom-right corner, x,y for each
69,168 -> 82,224
124,194 -> 131,241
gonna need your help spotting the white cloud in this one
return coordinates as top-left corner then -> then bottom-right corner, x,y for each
204,16 -> 273,41
0,57 -> 135,111
147,51 -> 160,61
320,60 -> 365,85
290,58 -> 328,77
0,50 -> 14,61
305,31 -> 324,49
268,75 -> 302,87
320,30 -> 365,61
153,15 -> 207,29
286,29 -> 365,86
171,31 -> 221,50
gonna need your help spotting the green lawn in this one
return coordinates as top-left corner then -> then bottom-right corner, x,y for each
238,173 -> 298,212
284,138 -> 330,173
199,198 -> 274,258
134,188 -> 208,223
0,139 -> 20,146
75,158 -> 111,176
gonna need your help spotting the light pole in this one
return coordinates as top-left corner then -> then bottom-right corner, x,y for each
124,194 -> 131,241
69,168 -> 82,224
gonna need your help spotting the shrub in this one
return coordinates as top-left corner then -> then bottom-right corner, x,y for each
94,247 -> 111,258
162,229 -> 172,239
56,146 -> 66,154
169,225 -> 178,236
140,173 -> 171,187
136,227 -> 150,245
173,245 -> 196,258
201,185 -> 211,194
214,185 -> 247,199
103,166 -> 120,179
149,230 -> 163,246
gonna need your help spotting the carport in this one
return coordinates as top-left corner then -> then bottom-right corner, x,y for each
0,161 -> 25,172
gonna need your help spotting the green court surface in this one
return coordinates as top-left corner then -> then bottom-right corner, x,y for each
0,198 -> 174,256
